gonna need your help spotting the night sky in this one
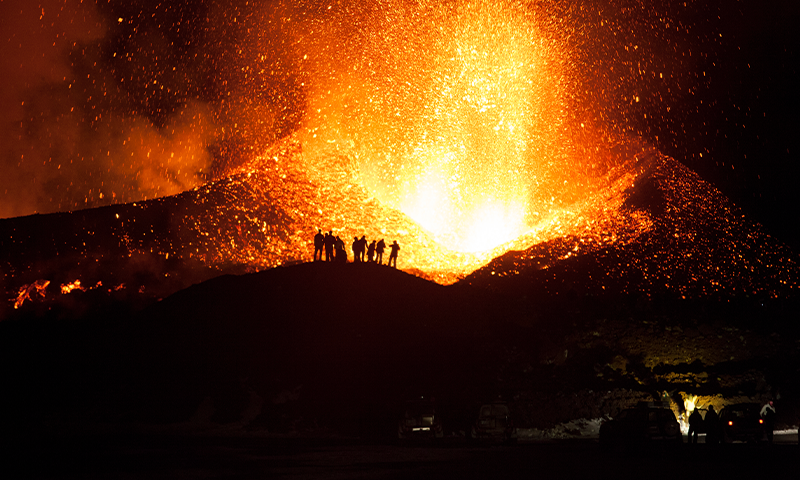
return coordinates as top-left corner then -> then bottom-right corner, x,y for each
1,0 -> 797,250
642,0 -> 799,252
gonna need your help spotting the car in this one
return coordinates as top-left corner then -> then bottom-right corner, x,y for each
599,402 -> 683,450
397,398 -> 444,441
471,402 -> 517,443
719,403 -> 768,444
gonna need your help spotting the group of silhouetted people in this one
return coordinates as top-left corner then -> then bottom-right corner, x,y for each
313,229 -> 400,267
688,405 -> 720,444
313,229 -> 348,263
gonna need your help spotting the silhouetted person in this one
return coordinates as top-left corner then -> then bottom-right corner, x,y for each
352,236 -> 360,262
388,240 -> 400,268
313,229 -> 324,261
358,235 -> 367,262
761,401 -> 776,444
367,240 -> 376,262
688,409 -> 703,444
324,230 -> 336,262
335,236 -> 347,263
376,239 -> 385,265
704,405 -> 719,444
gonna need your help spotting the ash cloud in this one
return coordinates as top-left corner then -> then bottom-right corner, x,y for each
0,1 -> 205,217
0,0 -> 303,219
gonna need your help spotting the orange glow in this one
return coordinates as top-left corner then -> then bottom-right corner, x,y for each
4,1 -> 799,309
192,134 -> 649,284
166,0 -> 683,285
0,2 -> 671,290
160,1 -> 667,284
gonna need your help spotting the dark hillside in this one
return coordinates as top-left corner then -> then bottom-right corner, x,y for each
121,261 -> 544,434
4,260 -> 800,441
1,262 -> 533,437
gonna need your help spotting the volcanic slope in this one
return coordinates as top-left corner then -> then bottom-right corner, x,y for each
462,153 -> 800,300
3,151 -> 800,438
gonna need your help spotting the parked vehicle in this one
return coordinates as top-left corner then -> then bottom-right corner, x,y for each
397,398 -> 444,441
719,403 -> 768,444
471,402 -> 517,443
599,402 -> 683,450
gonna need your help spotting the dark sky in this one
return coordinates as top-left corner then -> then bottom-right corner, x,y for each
647,0 -> 800,251
1,0 -> 797,250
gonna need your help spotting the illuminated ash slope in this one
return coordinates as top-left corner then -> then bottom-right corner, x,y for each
462,153 -> 800,299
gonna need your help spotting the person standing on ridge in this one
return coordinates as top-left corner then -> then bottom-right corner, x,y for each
367,240 -> 376,262
324,230 -> 336,262
335,236 -> 347,263
313,229 -> 324,261
388,240 -> 400,268
352,236 -> 360,262
376,239 -> 386,265
358,235 -> 367,262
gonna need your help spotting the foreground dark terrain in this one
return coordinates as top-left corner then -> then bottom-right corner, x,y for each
3,262 -> 800,440
7,434 -> 799,479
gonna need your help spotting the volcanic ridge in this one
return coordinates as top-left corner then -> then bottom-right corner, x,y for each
2,152 -> 800,438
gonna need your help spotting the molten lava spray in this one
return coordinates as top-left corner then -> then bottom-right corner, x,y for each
297,0 -> 577,253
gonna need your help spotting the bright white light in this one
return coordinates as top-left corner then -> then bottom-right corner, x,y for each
461,201 -> 526,252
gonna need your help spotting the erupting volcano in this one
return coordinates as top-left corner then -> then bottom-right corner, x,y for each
1,0 -> 798,313
3,2 -> 800,465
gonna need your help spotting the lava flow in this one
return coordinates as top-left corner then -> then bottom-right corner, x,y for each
193,133 -> 648,284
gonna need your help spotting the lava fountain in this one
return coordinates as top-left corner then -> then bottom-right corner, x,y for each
293,0 -> 605,252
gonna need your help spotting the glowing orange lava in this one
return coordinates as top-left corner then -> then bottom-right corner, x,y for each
61,280 -> 87,295
4,1 -> 798,313
14,280 -> 50,309
176,0 -> 654,284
